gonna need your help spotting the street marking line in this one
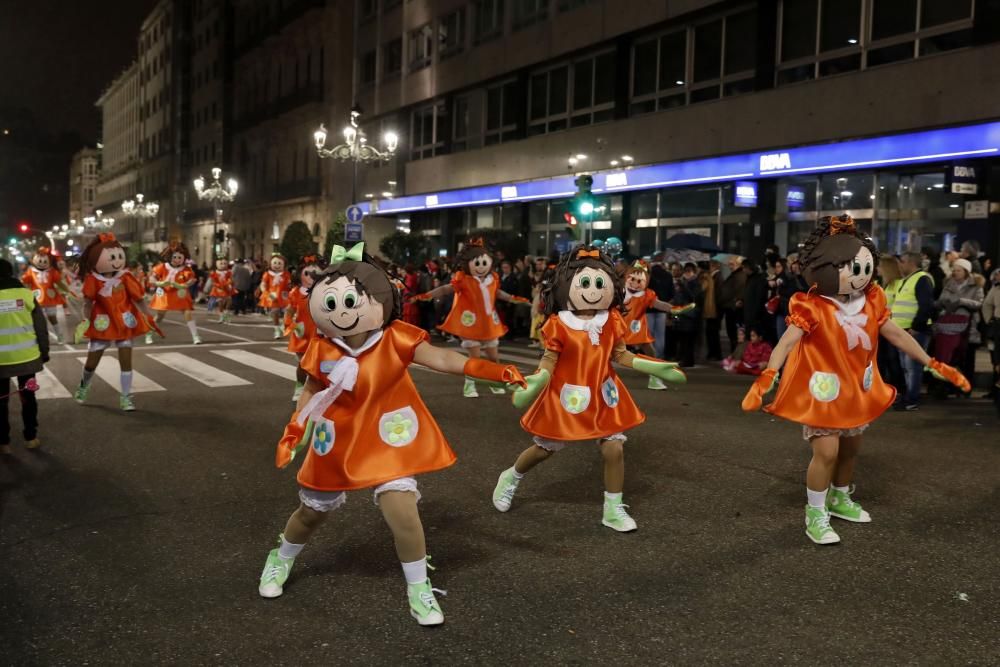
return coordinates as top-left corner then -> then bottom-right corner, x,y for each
34,368 -> 73,399
273,346 -> 296,355
161,318 -> 255,343
211,349 -> 297,380
147,352 -> 252,387
75,358 -> 166,393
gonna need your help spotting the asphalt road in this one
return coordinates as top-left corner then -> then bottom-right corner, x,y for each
1,310 -> 997,665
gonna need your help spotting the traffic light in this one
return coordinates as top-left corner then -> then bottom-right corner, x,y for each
563,212 -> 580,240
566,174 -> 594,241
17,222 -> 29,233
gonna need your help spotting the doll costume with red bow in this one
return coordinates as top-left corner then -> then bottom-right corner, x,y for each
289,321 -> 457,491
622,289 -> 657,346
81,271 -> 152,340
765,284 -> 895,430
259,270 -> 291,309
521,310 -> 645,441
21,267 -> 67,309
285,286 -> 317,354
438,270 -> 507,341
149,263 -> 196,311
208,269 -> 236,298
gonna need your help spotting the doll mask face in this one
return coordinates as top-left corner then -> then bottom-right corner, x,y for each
169,252 -> 186,267
96,246 -> 127,274
568,267 -> 615,311
32,254 -> 51,270
837,246 -> 874,295
215,259 -> 228,271
469,253 -> 493,278
625,270 -> 648,292
301,267 -> 318,289
270,256 -> 286,272
310,276 -> 384,339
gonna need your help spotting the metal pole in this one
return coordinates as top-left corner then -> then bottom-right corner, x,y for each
352,154 -> 358,206
213,206 -> 221,261
716,186 -> 723,248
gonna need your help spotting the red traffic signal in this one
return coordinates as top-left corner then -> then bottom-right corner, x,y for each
563,212 -> 578,227
17,222 -> 29,233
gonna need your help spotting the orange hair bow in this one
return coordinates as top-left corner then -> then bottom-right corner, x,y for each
576,249 -> 600,259
467,237 -> 485,247
36,246 -> 51,255
302,254 -> 318,265
829,215 -> 856,235
631,260 -> 649,272
98,232 -> 117,243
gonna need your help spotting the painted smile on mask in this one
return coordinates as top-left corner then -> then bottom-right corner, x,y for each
328,314 -> 360,331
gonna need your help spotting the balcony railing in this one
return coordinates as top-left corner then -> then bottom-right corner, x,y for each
233,84 -> 324,132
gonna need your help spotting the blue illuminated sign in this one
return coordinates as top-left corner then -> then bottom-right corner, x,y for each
786,186 -> 806,209
366,121 -> 1000,214
733,181 -> 758,208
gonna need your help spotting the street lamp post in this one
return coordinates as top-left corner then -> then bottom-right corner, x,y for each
193,167 -> 238,261
313,107 -> 398,206
83,209 -> 116,232
121,193 -> 161,247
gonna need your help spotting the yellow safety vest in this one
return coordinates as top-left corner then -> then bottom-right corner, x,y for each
883,278 -> 902,310
0,287 -> 40,366
891,271 -> 933,329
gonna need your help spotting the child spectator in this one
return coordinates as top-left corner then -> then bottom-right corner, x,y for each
722,327 -> 772,375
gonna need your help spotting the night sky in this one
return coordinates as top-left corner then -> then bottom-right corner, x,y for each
0,0 -> 159,140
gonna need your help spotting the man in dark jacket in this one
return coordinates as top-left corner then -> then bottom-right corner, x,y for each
0,258 -> 49,455
718,255 -> 747,354
741,259 -> 772,342
671,263 -> 703,367
232,259 -> 252,316
648,263 -> 674,359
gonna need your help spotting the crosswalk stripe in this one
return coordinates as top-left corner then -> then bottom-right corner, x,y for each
75,358 -> 166,393
147,352 -> 252,387
211,349 -> 297,380
273,346 -> 295,355
35,367 -> 72,399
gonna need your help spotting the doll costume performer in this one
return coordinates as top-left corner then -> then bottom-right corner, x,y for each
284,255 -> 322,402
258,253 -> 291,339
21,247 -> 70,344
622,260 -> 692,391
147,242 -> 200,345
492,245 -> 687,532
72,234 -> 161,411
415,238 -> 529,398
207,258 -> 237,323
742,215 -> 970,545
258,242 -> 525,627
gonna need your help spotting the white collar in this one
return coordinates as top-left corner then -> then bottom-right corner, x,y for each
558,310 -> 609,346
624,288 -> 644,303
269,269 -> 284,276
330,329 -> 384,357
821,291 -> 866,316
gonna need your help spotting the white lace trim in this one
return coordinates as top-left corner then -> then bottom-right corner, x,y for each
558,310 -> 609,346
373,477 -> 421,505
298,488 -> 347,513
802,423 -> 870,441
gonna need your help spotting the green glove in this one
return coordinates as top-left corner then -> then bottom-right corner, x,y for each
74,319 -> 90,345
632,356 -> 687,384
511,369 -> 551,409
292,419 -> 315,461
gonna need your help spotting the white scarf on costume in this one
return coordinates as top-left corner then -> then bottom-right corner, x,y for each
474,273 -> 495,315
92,270 -> 125,298
268,270 -> 284,286
163,264 -> 184,285
30,267 -> 51,286
296,330 -> 384,426
624,289 -> 644,304
822,292 -> 871,351
558,309 -> 609,347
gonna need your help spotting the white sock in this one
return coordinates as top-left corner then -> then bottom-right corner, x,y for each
807,487 -> 828,509
511,467 -> 524,480
81,369 -> 95,387
186,320 -> 198,338
278,536 -> 304,560
120,371 -> 133,396
832,484 -> 850,495
401,557 -> 427,585
604,491 -> 623,503
55,307 -> 68,336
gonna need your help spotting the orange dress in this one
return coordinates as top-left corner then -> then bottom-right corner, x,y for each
21,267 -> 67,308
296,321 -> 457,491
285,286 -> 317,354
81,271 -> 152,340
623,289 -> 657,345
521,310 -> 645,441
208,270 -> 236,297
259,270 -> 291,309
149,263 -> 196,311
765,284 -> 896,429
438,271 -> 507,341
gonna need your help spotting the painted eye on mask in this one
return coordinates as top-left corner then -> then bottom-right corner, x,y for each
323,294 -> 337,310
865,263 -> 872,276
852,262 -> 862,276
343,289 -> 359,309
595,276 -> 606,289
579,276 -> 592,289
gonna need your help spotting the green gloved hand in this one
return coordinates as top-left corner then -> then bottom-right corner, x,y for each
511,369 -> 551,409
74,319 -> 90,345
632,355 -> 687,384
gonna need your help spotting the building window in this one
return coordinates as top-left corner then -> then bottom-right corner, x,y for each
453,94 -> 470,152
512,0 -> 548,30
383,38 -> 402,76
485,80 -> 518,145
361,49 -> 377,85
439,8 -> 466,59
409,24 -> 433,71
473,0 -> 505,44
630,30 -> 687,115
529,51 -> 614,136
410,101 -> 446,160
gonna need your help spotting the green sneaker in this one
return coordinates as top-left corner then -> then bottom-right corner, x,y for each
489,386 -> 506,395
804,505 -> 841,545
602,497 -> 638,532
827,487 -> 871,523
258,546 -> 295,599
145,332 -> 154,345
407,579 -> 445,626
492,467 -> 520,512
648,376 -> 667,391
119,394 -> 136,412
462,377 -> 479,398
73,383 -> 90,404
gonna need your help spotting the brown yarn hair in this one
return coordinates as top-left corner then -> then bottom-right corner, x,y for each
80,234 -> 125,275
542,244 -> 625,316
311,251 -> 402,327
160,241 -> 190,262
454,237 -> 493,273
799,215 -> 879,296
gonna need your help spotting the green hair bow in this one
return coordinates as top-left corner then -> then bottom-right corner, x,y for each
330,242 -> 365,263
